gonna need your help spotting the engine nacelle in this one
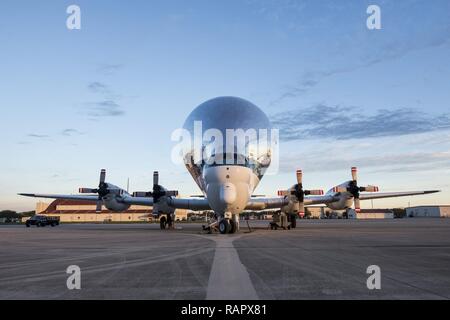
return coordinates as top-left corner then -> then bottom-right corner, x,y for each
103,195 -> 130,212
326,181 -> 354,210
152,197 -> 176,216
280,185 -> 299,214
281,200 -> 299,214
326,196 -> 353,211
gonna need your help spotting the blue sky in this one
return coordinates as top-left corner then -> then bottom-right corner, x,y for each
1,0 -> 450,211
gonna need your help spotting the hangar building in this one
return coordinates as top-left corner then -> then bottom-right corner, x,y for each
406,206 -> 450,218
306,207 -> 394,219
29,200 -> 188,222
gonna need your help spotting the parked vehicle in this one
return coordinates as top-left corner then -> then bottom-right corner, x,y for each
26,215 -> 60,227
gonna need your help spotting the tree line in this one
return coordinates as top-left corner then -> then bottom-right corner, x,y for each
0,210 -> 35,219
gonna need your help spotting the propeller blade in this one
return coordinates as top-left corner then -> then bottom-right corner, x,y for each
153,171 -> 159,186
95,201 -> 102,212
99,169 -> 106,184
362,185 -> 379,192
296,169 -> 303,185
79,188 -> 96,194
298,202 -> 305,217
306,189 -> 324,195
332,186 -> 348,193
277,190 -> 290,196
164,190 -> 178,197
354,197 -> 361,213
133,191 -> 149,197
351,167 -> 358,181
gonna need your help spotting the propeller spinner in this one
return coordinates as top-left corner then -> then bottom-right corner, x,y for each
278,169 -> 323,217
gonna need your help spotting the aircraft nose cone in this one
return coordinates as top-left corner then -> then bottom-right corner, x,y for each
219,183 -> 236,205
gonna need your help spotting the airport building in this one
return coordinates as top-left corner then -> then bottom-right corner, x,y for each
27,200 -> 188,223
306,207 -> 394,219
355,209 -> 394,219
406,205 -> 450,218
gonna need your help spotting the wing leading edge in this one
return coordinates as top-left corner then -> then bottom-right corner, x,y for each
245,194 -> 338,210
18,193 -> 209,210
18,193 -> 99,202
245,190 -> 439,210
358,190 -> 440,200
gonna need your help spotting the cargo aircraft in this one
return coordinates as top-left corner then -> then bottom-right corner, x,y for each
20,97 -> 439,234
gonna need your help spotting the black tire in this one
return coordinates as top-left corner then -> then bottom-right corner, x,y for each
219,220 -> 230,234
290,214 -> 297,229
229,220 -> 237,234
26,223 -> 30,228
36,223 -> 40,227
51,223 -> 55,227
159,217 -> 166,230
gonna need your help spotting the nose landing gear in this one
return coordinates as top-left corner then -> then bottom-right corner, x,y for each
219,219 -> 231,234
217,215 -> 239,234
203,213 -> 240,234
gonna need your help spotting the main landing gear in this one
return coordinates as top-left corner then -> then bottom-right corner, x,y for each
159,214 -> 174,230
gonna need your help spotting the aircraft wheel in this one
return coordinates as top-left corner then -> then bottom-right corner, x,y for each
290,214 -> 297,229
160,217 -> 166,230
229,219 -> 237,234
219,219 -> 230,234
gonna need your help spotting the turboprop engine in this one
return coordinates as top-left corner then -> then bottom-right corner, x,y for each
79,169 -> 130,212
133,171 -> 178,216
278,170 -> 323,217
326,167 -> 379,212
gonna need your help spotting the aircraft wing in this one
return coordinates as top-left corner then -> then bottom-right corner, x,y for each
19,193 -> 210,210
244,190 -> 439,211
120,196 -> 154,206
359,190 -> 440,200
245,194 -> 338,210
245,197 -> 289,210
304,195 -> 340,205
167,197 -> 211,210
123,197 -> 211,210
18,193 -> 99,202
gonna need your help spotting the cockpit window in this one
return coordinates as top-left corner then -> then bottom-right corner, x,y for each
202,153 -> 270,179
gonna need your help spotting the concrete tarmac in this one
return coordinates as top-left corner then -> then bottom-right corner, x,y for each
0,219 -> 449,299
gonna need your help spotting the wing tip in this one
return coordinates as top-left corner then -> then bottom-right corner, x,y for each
424,190 -> 440,194
18,193 -> 35,197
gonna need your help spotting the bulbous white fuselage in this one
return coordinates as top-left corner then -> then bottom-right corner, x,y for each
182,96 -> 273,223
203,166 -> 259,216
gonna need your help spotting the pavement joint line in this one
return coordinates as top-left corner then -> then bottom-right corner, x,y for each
203,234 -> 259,300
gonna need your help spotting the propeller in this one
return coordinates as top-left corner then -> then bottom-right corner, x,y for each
332,167 -> 379,213
79,169 -> 109,212
278,169 -> 323,217
132,171 -> 178,202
